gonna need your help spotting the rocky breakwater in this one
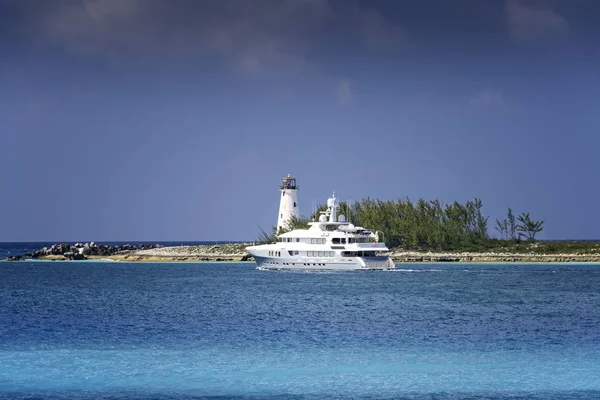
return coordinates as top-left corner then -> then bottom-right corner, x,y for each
5,242 -> 162,261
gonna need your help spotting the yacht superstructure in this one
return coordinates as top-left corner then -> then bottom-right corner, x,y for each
246,176 -> 395,270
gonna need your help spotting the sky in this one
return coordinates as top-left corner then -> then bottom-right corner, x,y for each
1,0 -> 600,242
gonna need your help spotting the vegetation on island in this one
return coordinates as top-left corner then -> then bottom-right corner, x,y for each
254,196 -> 600,255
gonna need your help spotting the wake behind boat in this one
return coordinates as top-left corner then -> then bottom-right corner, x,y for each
246,175 -> 395,270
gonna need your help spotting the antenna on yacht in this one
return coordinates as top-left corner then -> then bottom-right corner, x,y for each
328,191 -> 337,223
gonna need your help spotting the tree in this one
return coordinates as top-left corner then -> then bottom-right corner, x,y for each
258,214 -> 312,244
473,198 -> 489,241
257,225 -> 277,244
516,212 -> 544,241
280,215 -> 310,234
507,208 -> 517,240
495,218 -> 508,239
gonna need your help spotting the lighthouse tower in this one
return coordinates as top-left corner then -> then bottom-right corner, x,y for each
277,174 -> 300,233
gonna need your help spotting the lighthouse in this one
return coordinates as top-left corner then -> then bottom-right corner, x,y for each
277,174 -> 300,233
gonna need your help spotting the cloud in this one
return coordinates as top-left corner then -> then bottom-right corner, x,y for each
10,0 -> 326,71
10,0 -> 408,74
354,6 -> 410,52
336,79 -> 352,106
505,0 -> 569,44
469,90 -> 505,109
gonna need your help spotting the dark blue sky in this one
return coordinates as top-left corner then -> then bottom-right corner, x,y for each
1,0 -> 599,241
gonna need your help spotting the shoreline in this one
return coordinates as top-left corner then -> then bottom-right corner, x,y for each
4,243 -> 600,263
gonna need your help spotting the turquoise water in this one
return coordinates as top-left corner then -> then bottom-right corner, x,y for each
1,261 -> 600,399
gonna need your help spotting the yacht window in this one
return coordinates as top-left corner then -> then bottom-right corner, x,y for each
341,238 -> 346,244
288,251 -> 294,256
296,238 -> 299,242
332,238 -> 340,244
294,202 -> 297,207
294,251 -> 299,255
311,238 -> 315,244
318,251 -> 323,257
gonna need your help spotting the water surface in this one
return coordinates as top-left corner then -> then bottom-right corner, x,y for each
1,261 -> 599,399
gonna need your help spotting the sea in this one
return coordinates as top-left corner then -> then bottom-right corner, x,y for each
1,242 -> 600,399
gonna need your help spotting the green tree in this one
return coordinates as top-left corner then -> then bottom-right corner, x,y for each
495,218 -> 508,239
280,215 -> 311,234
257,225 -> 277,244
516,212 -> 544,241
507,208 -> 517,240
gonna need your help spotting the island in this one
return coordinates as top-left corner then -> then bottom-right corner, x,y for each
4,241 -> 600,263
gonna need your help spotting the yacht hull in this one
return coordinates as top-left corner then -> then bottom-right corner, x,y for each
252,255 -> 395,271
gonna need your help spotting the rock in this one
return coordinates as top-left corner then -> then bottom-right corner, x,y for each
82,243 -> 92,255
50,243 -> 70,255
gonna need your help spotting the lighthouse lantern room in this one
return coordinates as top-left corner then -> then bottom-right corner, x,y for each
277,174 -> 300,233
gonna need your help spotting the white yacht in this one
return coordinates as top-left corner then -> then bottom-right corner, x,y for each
246,176 -> 395,270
